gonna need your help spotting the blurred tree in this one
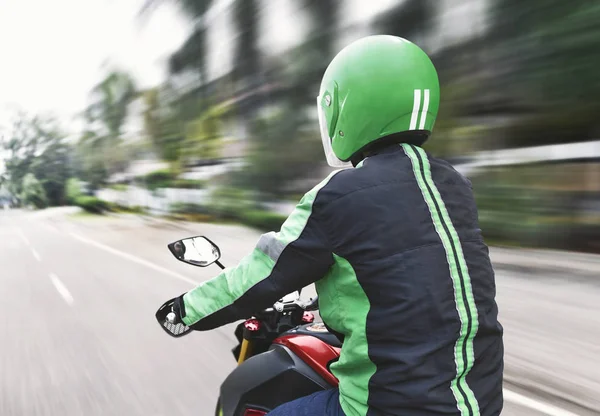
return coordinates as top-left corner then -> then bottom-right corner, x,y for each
374,0 -> 435,45
31,137 -> 71,206
1,113 -> 70,205
1,113 -> 43,199
141,1 -> 213,84
86,71 -> 137,139
183,104 -> 228,161
302,0 -> 338,63
74,131 -> 109,192
169,27 -> 208,84
231,0 -> 259,87
282,0 -> 339,107
20,173 -> 48,209
142,87 -> 186,164
82,70 -> 137,179
239,106 -> 324,197
65,178 -> 82,204
140,0 -> 213,20
488,0 -> 600,144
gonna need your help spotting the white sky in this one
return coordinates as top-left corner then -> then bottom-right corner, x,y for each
0,0 -> 485,136
0,0 -> 190,133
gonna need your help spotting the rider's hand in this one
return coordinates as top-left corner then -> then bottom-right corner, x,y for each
156,295 -> 190,337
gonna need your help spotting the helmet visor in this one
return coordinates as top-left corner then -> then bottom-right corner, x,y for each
317,96 -> 351,168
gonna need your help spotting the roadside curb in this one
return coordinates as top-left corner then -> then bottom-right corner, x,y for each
120,214 -> 600,278
133,214 -> 190,230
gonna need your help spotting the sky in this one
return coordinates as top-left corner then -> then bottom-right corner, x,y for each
0,0 -> 485,136
0,0 -> 190,133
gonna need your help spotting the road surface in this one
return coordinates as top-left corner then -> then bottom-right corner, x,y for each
0,209 -> 597,415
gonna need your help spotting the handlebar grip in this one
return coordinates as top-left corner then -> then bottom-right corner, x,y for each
156,298 -> 192,338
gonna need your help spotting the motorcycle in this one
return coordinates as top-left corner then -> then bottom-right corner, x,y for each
155,236 -> 342,416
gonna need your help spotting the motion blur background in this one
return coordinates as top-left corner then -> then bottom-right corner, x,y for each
1,0 -> 599,251
1,1 -> 599,415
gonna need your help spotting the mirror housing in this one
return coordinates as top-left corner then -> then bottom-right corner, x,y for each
168,236 -> 221,268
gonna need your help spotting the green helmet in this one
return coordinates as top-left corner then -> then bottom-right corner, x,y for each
317,35 -> 440,167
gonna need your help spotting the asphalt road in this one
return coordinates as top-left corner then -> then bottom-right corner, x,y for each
0,209 -> 597,416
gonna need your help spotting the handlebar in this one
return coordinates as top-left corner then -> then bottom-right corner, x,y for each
270,295 -> 318,314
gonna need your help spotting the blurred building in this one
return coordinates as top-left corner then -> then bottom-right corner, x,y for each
160,0 -> 495,184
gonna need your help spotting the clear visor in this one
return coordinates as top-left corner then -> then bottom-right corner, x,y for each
317,96 -> 351,168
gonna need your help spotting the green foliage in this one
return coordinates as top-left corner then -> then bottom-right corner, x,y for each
139,169 -> 175,190
471,167 -> 600,252
106,202 -> 145,214
76,70 -> 137,187
108,183 -> 128,192
169,179 -> 206,189
239,107 -> 324,196
21,173 -> 48,209
31,139 -> 71,206
207,187 -> 253,219
240,210 -> 287,231
85,70 -> 137,138
182,105 -> 228,162
65,178 -> 83,204
170,202 -> 210,214
142,87 -> 186,163
74,131 -> 109,191
489,0 -> 600,128
74,196 -> 109,214
169,193 -> 286,231
1,113 -> 71,206
138,169 -> 206,190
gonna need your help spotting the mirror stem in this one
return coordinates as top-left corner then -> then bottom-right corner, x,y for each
215,260 -> 225,270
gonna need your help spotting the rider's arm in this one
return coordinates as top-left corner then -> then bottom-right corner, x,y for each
179,173 -> 340,330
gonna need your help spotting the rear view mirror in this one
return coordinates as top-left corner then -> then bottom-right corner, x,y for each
168,236 -> 221,267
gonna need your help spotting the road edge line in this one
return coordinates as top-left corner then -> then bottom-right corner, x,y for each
69,232 -> 199,287
49,273 -> 74,306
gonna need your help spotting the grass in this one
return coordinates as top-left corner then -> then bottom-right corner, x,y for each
68,210 -> 104,219
108,184 -> 128,192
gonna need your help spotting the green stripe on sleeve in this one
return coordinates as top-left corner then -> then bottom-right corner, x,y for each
182,170 -> 342,326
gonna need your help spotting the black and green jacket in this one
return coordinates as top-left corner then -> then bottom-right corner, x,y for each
181,144 -> 504,416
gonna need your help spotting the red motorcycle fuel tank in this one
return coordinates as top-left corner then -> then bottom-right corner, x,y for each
272,334 -> 341,387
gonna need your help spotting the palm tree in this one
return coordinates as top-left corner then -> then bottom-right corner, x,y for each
86,71 -> 137,139
231,0 -> 259,88
302,0 -> 338,66
140,0 -> 213,83
142,0 -> 262,91
374,0 -> 435,48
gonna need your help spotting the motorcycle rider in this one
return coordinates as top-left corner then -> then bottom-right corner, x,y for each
163,35 -> 504,415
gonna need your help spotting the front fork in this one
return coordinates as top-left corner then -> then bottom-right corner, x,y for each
237,339 -> 253,365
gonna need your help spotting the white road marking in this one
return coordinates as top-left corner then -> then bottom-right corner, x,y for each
503,389 -> 581,416
31,248 -> 41,262
69,232 -> 199,286
68,234 -> 581,415
16,227 -> 30,246
49,273 -> 74,305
